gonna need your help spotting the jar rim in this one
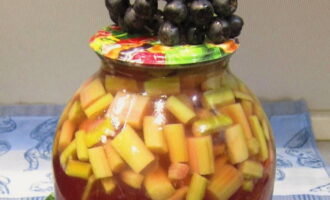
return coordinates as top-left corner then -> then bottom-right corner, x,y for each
90,26 -> 239,68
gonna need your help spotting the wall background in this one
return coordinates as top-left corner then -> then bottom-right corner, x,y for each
1,0 -> 330,110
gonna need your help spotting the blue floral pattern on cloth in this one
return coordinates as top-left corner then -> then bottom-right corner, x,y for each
0,117 -> 17,134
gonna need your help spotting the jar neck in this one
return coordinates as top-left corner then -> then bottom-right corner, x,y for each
100,57 -> 231,80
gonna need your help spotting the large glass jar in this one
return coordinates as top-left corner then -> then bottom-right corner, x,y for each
52,28 -> 275,200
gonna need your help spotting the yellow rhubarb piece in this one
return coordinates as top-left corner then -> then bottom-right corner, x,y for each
186,173 -> 208,200
144,77 -> 180,96
144,167 -> 176,200
188,136 -> 215,175
120,169 -> 144,189
60,139 -> 76,167
80,78 -> 106,109
192,115 -> 233,136
58,120 -> 76,153
220,103 -> 253,139
168,163 -> 190,180
203,88 -> 235,109
84,93 -> 113,119
82,175 -> 96,200
208,164 -> 243,200
68,100 -> 86,123
241,100 -> 253,116
168,186 -> 188,200
111,125 -> 155,173
101,177 -> 116,194
86,119 -> 114,147
103,140 -> 125,172
143,116 -> 168,154
105,75 -> 138,93
76,130 -> 89,161
233,90 -> 254,101
242,180 -> 254,192
165,96 -> 196,124
65,159 -> 92,180
247,137 -> 260,156
164,124 -> 189,163
88,146 -> 113,179
225,124 -> 249,164
239,160 -> 264,179
249,116 -> 269,161
107,92 -> 150,129
261,118 -> 271,141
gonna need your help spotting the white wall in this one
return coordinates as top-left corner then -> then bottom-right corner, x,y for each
1,0 -> 330,110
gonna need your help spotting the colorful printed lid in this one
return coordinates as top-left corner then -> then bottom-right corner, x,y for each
89,26 -> 239,67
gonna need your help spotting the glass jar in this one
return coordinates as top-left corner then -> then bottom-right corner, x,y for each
52,27 -> 275,200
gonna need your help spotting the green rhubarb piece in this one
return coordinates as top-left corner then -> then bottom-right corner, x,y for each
249,116 -> 269,161
186,173 -> 208,200
234,90 -> 254,101
239,160 -> 264,179
203,88 -> 235,109
201,74 -> 222,91
261,119 -> 271,141
144,77 -> 180,96
247,137 -> 260,156
192,115 -> 233,136
242,180 -> 254,192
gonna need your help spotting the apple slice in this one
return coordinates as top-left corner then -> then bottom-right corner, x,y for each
111,125 -> 155,173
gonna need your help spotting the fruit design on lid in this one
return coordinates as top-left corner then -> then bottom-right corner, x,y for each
104,0 -> 244,46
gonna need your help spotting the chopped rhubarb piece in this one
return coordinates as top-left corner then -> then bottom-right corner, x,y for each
176,94 -> 194,110
239,160 -> 264,179
164,124 -> 189,163
168,186 -> 188,200
233,90 -> 253,101
261,118 -> 271,141
101,177 -> 116,194
168,163 -> 190,180
106,92 -> 150,129
105,75 -> 138,94
241,100 -> 253,117
84,93 -> 113,118
186,173 -> 208,200
213,144 -> 226,156
225,124 -> 249,164
247,137 -> 260,156
111,125 -> 155,173
203,88 -> 235,109
254,104 -> 265,121
143,116 -> 168,154
82,175 -> 96,200
249,116 -> 269,161
80,78 -> 106,109
68,100 -> 86,123
201,74 -> 222,91
144,77 -> 180,96
85,119 -> 114,147
221,73 -> 239,90
58,120 -> 76,152
242,180 -> 254,192
79,118 -> 104,132
76,130 -> 89,161
144,167 -> 176,200
188,136 -> 215,175
60,139 -> 76,168
88,146 -> 113,179
65,159 -> 92,180
214,156 -> 229,174
192,115 -> 232,136
220,103 -> 253,140
165,96 -> 196,124
103,140 -> 125,172
208,164 -> 243,200
120,169 -> 144,189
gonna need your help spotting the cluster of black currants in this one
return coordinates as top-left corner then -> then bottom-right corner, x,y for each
105,0 -> 244,46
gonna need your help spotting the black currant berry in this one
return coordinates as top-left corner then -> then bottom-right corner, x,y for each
158,21 -> 181,46
109,11 -> 119,24
212,0 -> 237,17
164,0 -> 188,24
133,0 -> 158,20
124,7 -> 146,32
105,0 -> 130,17
228,14 -> 244,38
186,26 -> 205,45
189,0 -> 215,26
145,10 -> 164,35
207,18 -> 231,44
